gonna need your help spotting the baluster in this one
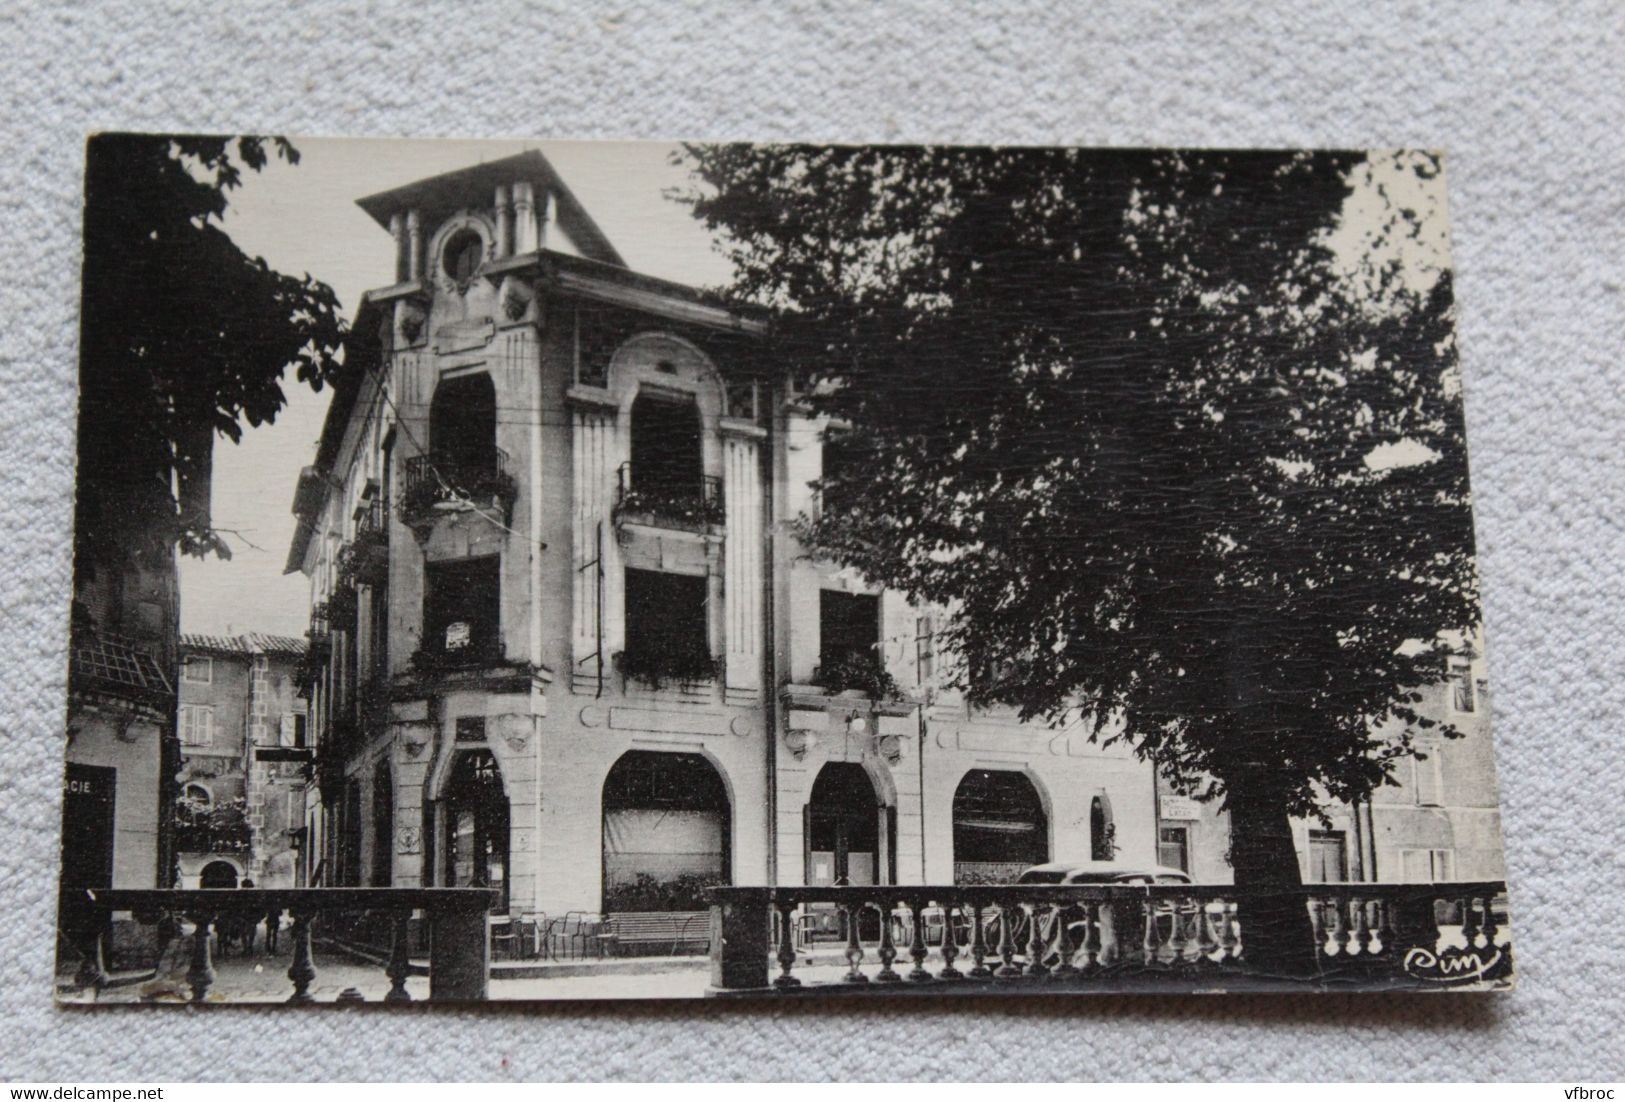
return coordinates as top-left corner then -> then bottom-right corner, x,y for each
842,903 -> 868,983
1166,896 -> 1188,967
385,908 -> 413,1003
1332,898 -> 1352,957
286,907 -> 317,1004
72,922 -> 110,994
1479,894 -> 1499,949
1460,894 -> 1480,949
994,902 -> 1022,978
875,899 -> 901,982
1081,901 -> 1102,973
1142,899 -> 1159,966
1352,898 -> 1372,957
967,902 -> 992,979
186,909 -> 216,1004
1025,902 -> 1050,977
1194,899 -> 1218,967
1050,903 -> 1079,978
773,900 -> 801,988
1375,899 -> 1395,957
1309,897 -> 1327,957
938,903 -> 962,980
908,900 -> 931,982
1219,902 -> 1240,962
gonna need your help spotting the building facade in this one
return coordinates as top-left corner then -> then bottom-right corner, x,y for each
285,153 -> 1157,920
287,152 -> 1501,924
1162,637 -> 1504,887
174,634 -> 310,889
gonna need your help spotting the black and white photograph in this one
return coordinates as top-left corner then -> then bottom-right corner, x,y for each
55,135 -> 1512,1005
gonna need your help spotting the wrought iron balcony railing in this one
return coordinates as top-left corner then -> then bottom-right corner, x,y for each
613,462 -> 725,532
337,500 -> 390,586
705,880 -> 1512,994
402,447 -> 517,525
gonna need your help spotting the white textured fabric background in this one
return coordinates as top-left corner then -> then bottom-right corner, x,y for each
2,0 -> 1622,1082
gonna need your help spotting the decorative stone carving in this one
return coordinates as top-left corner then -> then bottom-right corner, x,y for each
729,714 -> 752,738
396,825 -> 421,855
504,730 -> 529,754
499,275 -> 532,322
579,704 -> 605,728
876,734 -> 903,766
784,729 -> 819,760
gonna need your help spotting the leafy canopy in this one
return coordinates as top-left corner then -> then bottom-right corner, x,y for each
76,134 -> 345,569
680,146 -> 1477,819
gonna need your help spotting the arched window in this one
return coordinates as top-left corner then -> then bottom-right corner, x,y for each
602,751 -> 730,913
951,770 -> 1048,884
442,229 -> 484,287
182,783 -> 212,809
443,749 -> 508,912
370,757 -> 393,887
200,860 -> 239,889
1090,795 -> 1116,861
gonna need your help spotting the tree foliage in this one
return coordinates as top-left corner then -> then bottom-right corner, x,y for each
75,134 -> 345,574
679,145 -> 1477,837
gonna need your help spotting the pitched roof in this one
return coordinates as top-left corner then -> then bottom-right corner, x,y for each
354,149 -> 625,268
180,633 -> 306,657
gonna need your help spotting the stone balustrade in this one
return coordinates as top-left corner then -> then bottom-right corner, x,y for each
62,887 -> 495,1004
707,880 -> 1511,994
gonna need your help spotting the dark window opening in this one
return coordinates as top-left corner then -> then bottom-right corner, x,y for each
423,556 -> 500,660
443,749 -> 508,912
291,712 -> 307,749
951,769 -> 1048,885
804,762 -> 891,941
601,750 -> 731,915
817,590 -> 885,692
428,373 -> 497,475
630,391 -> 702,498
620,568 -> 713,684
443,230 -> 484,285
338,781 -> 363,887
1091,796 -> 1117,860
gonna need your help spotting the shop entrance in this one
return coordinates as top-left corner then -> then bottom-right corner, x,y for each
442,749 -> 509,913
804,762 -> 892,942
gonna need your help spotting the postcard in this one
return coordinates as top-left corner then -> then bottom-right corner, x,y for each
57,136 -> 1510,1003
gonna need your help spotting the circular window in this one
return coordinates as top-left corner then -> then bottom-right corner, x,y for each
443,230 -> 485,285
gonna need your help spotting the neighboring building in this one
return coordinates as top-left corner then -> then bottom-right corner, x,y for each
63,557 -> 178,962
1162,638 -> 1504,888
174,634 -> 311,889
284,151 -> 1501,927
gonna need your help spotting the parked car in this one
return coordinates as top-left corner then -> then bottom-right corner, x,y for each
994,861 -> 1226,965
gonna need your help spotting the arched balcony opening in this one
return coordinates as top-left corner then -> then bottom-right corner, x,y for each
615,390 -> 722,531
403,373 -> 513,522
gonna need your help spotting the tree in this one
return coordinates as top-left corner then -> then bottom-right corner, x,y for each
680,146 -> 1476,973
75,134 -> 345,580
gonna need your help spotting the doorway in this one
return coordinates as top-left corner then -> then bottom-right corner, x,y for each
200,860 -> 239,889
442,749 -> 509,912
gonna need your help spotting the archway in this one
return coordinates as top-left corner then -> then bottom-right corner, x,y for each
601,751 -> 731,914
951,769 -> 1049,884
442,749 -> 509,912
805,762 -> 893,888
200,860 -> 239,889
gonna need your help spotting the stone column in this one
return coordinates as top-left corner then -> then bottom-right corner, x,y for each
389,212 -> 407,283
722,426 -> 763,704
493,184 -> 513,258
512,181 -> 537,253
406,209 -> 422,282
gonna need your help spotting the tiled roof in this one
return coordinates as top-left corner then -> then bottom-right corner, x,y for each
180,632 -> 307,657
70,632 -> 173,706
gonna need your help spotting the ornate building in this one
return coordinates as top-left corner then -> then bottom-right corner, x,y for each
285,152 -> 1157,922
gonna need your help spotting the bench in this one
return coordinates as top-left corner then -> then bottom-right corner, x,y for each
601,911 -> 711,957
